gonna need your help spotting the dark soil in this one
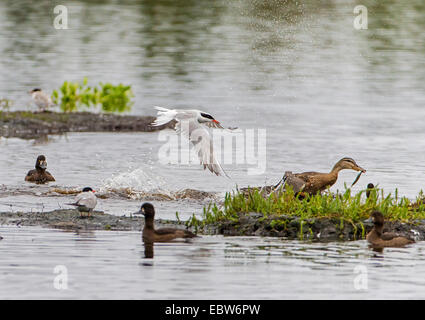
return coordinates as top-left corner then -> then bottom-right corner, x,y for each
199,212 -> 425,241
0,209 -> 189,232
1,209 -> 423,242
0,111 -> 175,139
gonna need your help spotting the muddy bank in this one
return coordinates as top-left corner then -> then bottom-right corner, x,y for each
0,209 -> 189,232
200,212 -> 425,241
93,188 -> 218,201
2,208 -> 423,242
0,185 -> 218,202
0,111 -> 175,139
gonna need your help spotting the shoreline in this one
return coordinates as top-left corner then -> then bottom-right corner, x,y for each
0,209 -> 186,232
0,111 -> 174,139
1,209 -> 424,242
197,212 -> 425,241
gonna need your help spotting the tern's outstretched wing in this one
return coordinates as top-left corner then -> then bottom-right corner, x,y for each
177,119 -> 229,177
151,107 -> 200,126
151,106 -> 178,126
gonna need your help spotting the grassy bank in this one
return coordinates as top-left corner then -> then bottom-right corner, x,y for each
186,187 -> 425,240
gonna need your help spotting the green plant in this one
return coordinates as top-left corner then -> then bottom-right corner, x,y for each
97,83 -> 134,113
0,98 -> 13,112
52,78 -> 97,112
52,78 -> 134,113
196,186 -> 425,227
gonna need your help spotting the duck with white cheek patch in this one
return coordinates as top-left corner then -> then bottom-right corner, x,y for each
25,155 -> 55,184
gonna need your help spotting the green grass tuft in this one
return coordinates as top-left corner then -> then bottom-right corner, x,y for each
192,186 -> 425,228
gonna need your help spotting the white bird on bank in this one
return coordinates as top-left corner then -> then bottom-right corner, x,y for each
151,106 -> 229,177
67,187 -> 97,217
29,88 -> 54,112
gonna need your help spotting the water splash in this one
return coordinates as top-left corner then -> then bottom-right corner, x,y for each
102,167 -> 170,194
100,167 -> 217,201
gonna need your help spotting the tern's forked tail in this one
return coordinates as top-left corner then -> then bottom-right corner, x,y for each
152,106 -> 177,126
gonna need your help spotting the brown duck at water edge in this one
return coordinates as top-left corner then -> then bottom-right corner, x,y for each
134,203 -> 197,243
25,155 -> 55,184
275,157 -> 366,195
367,211 -> 415,248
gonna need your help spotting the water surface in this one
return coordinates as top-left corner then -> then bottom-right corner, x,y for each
1,225 -> 424,299
0,0 -> 424,299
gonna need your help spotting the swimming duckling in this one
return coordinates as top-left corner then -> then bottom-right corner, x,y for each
25,155 -> 55,184
66,187 -> 97,217
274,157 -> 366,195
29,88 -> 54,112
134,203 -> 196,243
366,211 -> 414,248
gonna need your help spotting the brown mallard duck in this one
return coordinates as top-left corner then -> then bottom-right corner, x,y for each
366,211 -> 414,248
275,157 -> 366,195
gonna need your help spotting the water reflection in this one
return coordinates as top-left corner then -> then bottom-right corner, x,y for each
370,246 -> 384,255
138,0 -> 225,80
1,0 -> 423,109
1,0 -> 425,298
1,226 -> 424,299
144,240 -> 154,258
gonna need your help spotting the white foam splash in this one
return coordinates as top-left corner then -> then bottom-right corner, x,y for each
101,166 -> 171,195
99,166 -> 217,201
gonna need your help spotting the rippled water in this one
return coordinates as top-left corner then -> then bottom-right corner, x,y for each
1,0 -> 424,299
0,226 -> 424,299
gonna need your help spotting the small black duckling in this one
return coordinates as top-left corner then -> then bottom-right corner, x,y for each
134,203 -> 196,243
366,183 -> 375,199
366,211 -> 415,248
25,155 -> 55,184
66,187 -> 97,217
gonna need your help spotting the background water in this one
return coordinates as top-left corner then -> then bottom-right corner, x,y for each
1,225 -> 424,300
0,0 -> 424,299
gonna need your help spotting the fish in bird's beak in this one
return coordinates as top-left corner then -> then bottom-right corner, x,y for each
211,119 -> 224,129
353,163 -> 366,173
350,163 -> 366,187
